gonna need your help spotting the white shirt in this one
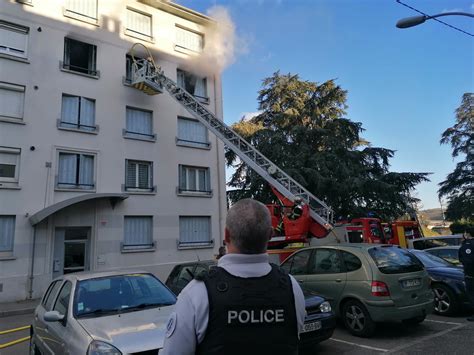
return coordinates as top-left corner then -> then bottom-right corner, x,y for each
161,253 -> 306,355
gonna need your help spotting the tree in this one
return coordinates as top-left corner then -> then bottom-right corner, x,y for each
226,72 -> 429,221
438,93 -> 474,222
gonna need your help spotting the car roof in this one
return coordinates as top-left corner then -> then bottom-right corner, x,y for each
172,260 -> 217,267
53,269 -> 152,282
299,243 -> 400,251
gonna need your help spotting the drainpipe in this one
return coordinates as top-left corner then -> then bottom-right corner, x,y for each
28,225 -> 37,299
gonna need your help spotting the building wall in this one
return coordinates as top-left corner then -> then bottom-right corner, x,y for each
0,0 -> 227,302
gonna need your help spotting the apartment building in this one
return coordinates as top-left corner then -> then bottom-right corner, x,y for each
0,0 -> 227,302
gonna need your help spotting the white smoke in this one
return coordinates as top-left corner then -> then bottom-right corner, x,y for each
186,6 -> 246,75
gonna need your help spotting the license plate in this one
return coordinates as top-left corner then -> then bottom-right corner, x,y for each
402,278 -> 421,288
302,321 -> 322,333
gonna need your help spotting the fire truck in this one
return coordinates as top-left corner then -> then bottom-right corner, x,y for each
128,44 -> 415,262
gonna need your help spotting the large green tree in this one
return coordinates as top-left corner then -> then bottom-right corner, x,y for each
226,72 -> 429,220
438,93 -> 474,222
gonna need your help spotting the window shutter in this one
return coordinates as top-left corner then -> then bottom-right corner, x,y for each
126,108 -> 152,136
0,23 -> 28,57
78,154 -> 94,188
67,0 -> 97,19
0,83 -> 25,119
176,27 -> 203,52
138,163 -> 150,188
126,9 -> 152,37
61,95 -> 79,125
58,153 -> 77,185
126,161 -> 137,188
178,118 -> 207,144
179,217 -> 210,244
124,216 -> 152,246
80,97 -> 95,130
0,151 -> 18,179
0,216 -> 15,252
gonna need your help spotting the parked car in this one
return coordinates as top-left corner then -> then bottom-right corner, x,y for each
31,270 -> 176,355
408,249 -> 470,316
424,246 -> 461,267
280,244 -> 434,337
165,260 -> 336,353
408,235 -> 463,250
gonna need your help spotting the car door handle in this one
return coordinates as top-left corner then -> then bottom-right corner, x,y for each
297,279 -> 305,283
335,279 -> 342,283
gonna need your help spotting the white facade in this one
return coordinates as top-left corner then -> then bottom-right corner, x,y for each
0,0 -> 227,302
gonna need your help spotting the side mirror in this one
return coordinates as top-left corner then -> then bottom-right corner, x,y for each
44,311 -> 65,322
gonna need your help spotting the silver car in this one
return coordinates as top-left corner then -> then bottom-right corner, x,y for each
31,270 -> 176,355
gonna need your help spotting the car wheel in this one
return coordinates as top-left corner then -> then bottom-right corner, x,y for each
342,300 -> 375,337
433,284 -> 458,316
402,315 -> 426,325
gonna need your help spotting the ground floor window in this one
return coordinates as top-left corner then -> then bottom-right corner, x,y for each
123,216 -> 154,251
0,215 -> 15,256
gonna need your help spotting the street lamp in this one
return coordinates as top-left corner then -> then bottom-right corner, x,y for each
396,12 -> 474,29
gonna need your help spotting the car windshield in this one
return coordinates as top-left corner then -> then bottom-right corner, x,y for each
74,274 -> 176,318
368,247 -> 424,274
410,250 -> 453,268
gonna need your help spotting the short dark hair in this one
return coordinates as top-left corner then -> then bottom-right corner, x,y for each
226,199 -> 272,254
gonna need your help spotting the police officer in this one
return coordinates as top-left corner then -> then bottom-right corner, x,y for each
459,232 -> 474,321
162,198 -> 306,355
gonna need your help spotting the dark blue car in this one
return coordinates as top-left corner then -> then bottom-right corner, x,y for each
409,249 -> 470,316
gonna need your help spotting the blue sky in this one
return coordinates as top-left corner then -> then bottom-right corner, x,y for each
178,0 -> 473,210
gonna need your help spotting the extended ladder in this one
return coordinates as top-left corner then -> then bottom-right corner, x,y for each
131,58 -> 334,235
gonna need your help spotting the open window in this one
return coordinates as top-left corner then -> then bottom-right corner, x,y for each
0,147 -> 21,187
62,38 -> 98,77
177,69 -> 208,104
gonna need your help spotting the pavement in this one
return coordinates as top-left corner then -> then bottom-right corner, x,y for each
0,298 -> 39,318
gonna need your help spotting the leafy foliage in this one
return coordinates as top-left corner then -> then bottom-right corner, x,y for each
226,72 -> 429,221
438,93 -> 474,221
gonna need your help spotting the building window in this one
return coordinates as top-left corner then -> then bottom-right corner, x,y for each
123,216 -> 154,251
179,216 -> 211,246
59,94 -> 96,131
63,38 -> 98,76
125,160 -> 154,192
178,165 -> 211,194
0,216 -> 15,255
57,152 -> 95,190
175,26 -> 203,53
126,8 -> 152,39
177,117 -> 209,148
0,21 -> 29,59
65,0 -> 98,21
0,147 -> 20,186
0,82 -> 25,121
124,107 -> 155,140
177,69 -> 208,103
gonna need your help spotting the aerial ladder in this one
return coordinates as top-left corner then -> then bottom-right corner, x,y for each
128,44 -> 334,240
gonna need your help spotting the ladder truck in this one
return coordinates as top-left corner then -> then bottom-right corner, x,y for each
128,44 -> 334,255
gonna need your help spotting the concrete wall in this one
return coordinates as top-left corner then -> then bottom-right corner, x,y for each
0,0 -> 227,302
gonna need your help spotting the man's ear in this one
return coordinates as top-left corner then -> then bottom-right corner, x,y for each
224,228 -> 231,244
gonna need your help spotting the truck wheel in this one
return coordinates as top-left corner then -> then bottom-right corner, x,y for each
342,300 -> 375,337
433,284 -> 458,316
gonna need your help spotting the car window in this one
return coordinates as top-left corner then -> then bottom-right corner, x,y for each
341,251 -> 362,272
309,249 -> 343,274
42,280 -> 60,308
284,249 -> 311,275
436,249 -> 460,265
195,264 -> 209,277
369,247 -> 424,274
53,281 -> 72,316
176,265 -> 196,289
75,274 -> 176,317
411,250 -> 452,268
44,281 -> 63,311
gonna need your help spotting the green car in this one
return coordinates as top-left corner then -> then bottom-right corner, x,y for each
281,244 -> 434,337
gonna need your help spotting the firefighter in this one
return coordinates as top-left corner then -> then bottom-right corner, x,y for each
288,197 -> 304,220
459,232 -> 474,321
162,199 -> 305,355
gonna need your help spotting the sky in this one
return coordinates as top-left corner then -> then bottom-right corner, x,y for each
177,0 -> 473,210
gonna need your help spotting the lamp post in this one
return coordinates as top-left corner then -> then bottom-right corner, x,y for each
396,12 -> 474,29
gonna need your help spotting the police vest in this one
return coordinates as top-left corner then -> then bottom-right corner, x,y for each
196,264 -> 298,355
460,240 -> 474,277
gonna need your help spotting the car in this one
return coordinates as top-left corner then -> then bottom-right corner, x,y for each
165,260 -> 336,353
407,235 -> 463,250
280,244 -> 434,337
424,246 -> 461,267
31,270 -> 176,355
408,249 -> 470,316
